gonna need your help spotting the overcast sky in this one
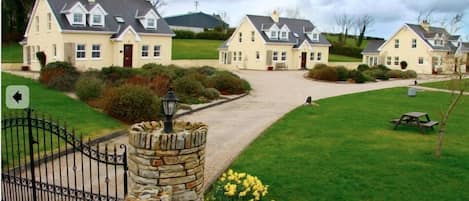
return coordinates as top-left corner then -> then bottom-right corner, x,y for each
160,0 -> 469,40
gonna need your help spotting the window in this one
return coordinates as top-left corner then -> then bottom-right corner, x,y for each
394,56 -> 399,65
238,51 -> 242,61
47,13 -> 52,30
92,44 -> 101,58
73,13 -> 83,25
52,44 -> 57,57
271,31 -> 277,39
76,44 -> 85,59
418,57 -> 424,64
92,14 -> 102,25
251,31 -> 255,42
239,32 -> 242,43
312,33 -> 318,41
256,51 -> 260,60
412,39 -> 417,48
147,18 -> 156,29
273,51 -> 278,61
153,45 -> 161,57
387,56 -> 391,65
317,52 -> 322,61
32,46 -> 36,60
281,52 -> 286,61
281,32 -> 287,39
233,52 -> 237,61
35,16 -> 39,32
394,39 -> 399,48
141,45 -> 149,57
310,52 -> 315,61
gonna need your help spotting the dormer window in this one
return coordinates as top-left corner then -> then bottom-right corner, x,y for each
147,18 -> 156,29
73,12 -> 84,25
89,4 -> 107,27
62,2 -> 87,26
271,31 -> 277,39
312,33 -> 319,41
281,32 -> 287,39
92,14 -> 102,24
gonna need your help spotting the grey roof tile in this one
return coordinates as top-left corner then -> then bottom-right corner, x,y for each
362,40 -> 386,53
47,0 -> 173,37
164,12 -> 228,29
406,23 -> 458,52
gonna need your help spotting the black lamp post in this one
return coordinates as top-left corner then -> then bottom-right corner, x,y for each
161,88 -> 179,133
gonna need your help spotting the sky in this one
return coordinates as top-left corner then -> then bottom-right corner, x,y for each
159,0 -> 469,40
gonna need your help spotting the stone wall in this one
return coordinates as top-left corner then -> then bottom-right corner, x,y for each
126,121 -> 207,201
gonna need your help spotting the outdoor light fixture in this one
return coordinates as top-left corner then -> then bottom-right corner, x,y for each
162,87 -> 179,133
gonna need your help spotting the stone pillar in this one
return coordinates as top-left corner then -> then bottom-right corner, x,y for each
126,121 -> 207,201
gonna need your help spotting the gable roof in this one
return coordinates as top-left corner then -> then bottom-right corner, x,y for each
46,0 -> 173,36
164,12 -> 228,29
362,40 -> 386,54
460,42 -> 469,53
246,15 -> 330,47
405,23 -> 458,51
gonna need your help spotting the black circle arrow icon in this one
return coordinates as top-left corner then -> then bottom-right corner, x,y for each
13,90 -> 22,103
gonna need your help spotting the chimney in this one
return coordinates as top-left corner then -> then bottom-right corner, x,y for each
88,0 -> 95,3
271,10 -> 279,23
421,20 -> 430,32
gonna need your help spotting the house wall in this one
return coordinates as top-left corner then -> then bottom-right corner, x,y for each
295,43 -> 329,69
23,0 -> 64,71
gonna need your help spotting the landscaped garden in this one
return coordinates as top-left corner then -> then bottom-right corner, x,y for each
1,43 -> 23,63
172,39 -> 224,60
308,63 -> 417,83
215,87 -> 469,201
37,62 -> 250,123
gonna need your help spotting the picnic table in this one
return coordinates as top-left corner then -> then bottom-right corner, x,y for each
391,112 -> 439,133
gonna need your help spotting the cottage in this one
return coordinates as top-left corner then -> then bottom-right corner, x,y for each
22,0 -> 174,71
164,12 -> 228,33
362,21 -> 467,74
219,11 -> 331,70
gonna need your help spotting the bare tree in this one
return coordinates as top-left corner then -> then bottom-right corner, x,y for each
149,0 -> 167,11
335,14 -> 354,44
417,8 -> 435,23
355,14 -> 374,47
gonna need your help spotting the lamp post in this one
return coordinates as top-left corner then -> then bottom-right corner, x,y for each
161,88 -> 179,133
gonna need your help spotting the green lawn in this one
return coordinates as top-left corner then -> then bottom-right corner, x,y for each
325,34 -> 369,49
2,43 -> 23,63
2,73 -> 125,167
172,39 -> 223,60
224,88 -> 469,201
329,54 -> 362,62
421,78 -> 469,90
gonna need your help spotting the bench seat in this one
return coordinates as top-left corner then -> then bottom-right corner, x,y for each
421,121 -> 439,128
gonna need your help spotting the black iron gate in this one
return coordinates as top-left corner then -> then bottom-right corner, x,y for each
1,109 -> 128,201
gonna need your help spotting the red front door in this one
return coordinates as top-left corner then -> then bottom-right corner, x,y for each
123,44 -> 133,68
301,52 -> 307,69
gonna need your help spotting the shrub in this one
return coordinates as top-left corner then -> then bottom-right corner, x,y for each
75,75 -> 104,101
125,75 -> 150,86
36,51 -> 47,68
308,66 -> 338,81
174,77 -> 204,97
386,70 -> 402,78
102,85 -> 161,123
174,30 -> 196,39
183,71 -> 209,87
313,63 -> 329,70
404,70 -> 417,78
207,169 -> 269,201
336,66 -> 349,81
149,75 -> 171,97
42,61 -> 74,71
140,63 -> 178,79
357,64 -> 370,72
373,69 -> 389,80
100,66 -> 136,84
208,73 -> 245,95
196,66 -> 217,76
377,64 -> 390,71
195,31 -> 229,40
47,72 -> 80,91
202,88 -> 220,100
242,79 -> 251,91
330,42 -> 362,58
349,70 -> 370,83
39,61 -> 76,84
400,61 -> 408,70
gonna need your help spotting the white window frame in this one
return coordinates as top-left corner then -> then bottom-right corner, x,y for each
386,56 -> 391,65
233,52 -> 237,61
281,51 -> 286,61
238,51 -> 242,61
76,44 -> 86,59
312,33 -> 319,41
317,52 -> 322,61
412,39 -> 417,48
153,45 -> 161,58
146,18 -> 156,29
271,31 -> 277,39
418,57 -> 424,65
281,32 -> 287,40
72,12 -> 85,25
141,45 -> 149,57
273,51 -> 278,61
91,14 -> 103,26
395,39 -> 399,48
394,56 -> 399,65
47,13 -> 52,30
256,51 -> 260,60
310,52 -> 315,61
91,44 -> 101,59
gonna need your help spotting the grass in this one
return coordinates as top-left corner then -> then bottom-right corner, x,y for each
420,78 -> 469,90
172,39 -> 223,60
1,73 -> 125,167
329,54 -> 362,62
2,43 -> 23,63
325,34 -> 368,49
221,88 -> 469,201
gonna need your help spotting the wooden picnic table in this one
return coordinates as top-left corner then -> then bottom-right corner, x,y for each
391,112 -> 439,133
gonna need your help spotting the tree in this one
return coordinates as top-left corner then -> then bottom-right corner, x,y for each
416,8 -> 435,24
355,15 -> 374,47
335,14 -> 354,44
439,13 -> 465,34
149,0 -> 166,11
435,57 -> 467,158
